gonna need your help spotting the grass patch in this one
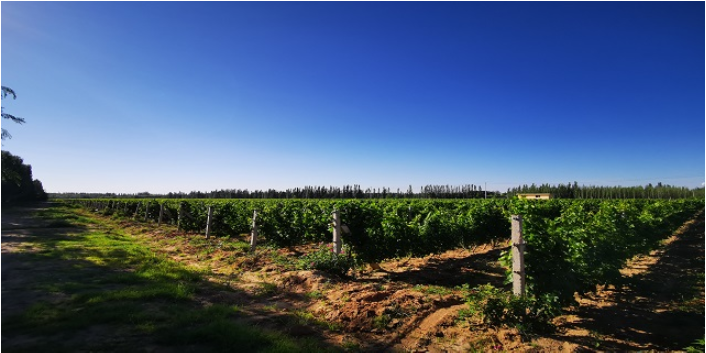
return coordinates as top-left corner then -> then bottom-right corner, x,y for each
685,338 -> 705,353
289,309 -> 342,332
673,262 -> 705,315
3,204 -> 338,352
414,284 -> 453,297
255,282 -> 280,298
305,290 -> 324,300
36,206 -> 97,225
458,284 -> 561,334
372,314 -> 392,330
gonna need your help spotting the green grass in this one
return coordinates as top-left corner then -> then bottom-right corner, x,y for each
413,284 -> 453,297
288,310 -> 342,332
684,338 -> 705,353
372,314 -> 392,330
35,205 -> 97,225
341,339 -> 362,352
3,204 -> 339,352
674,254 -> 705,315
255,281 -> 280,297
305,290 -> 324,300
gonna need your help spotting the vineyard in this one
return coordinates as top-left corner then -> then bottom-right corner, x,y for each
3,198 -> 703,351
69,198 -> 703,304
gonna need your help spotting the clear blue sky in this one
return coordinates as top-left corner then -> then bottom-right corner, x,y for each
2,2 -> 704,194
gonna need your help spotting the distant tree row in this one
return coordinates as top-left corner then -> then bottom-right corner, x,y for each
1,151 -> 47,204
506,182 -> 704,199
50,184 -> 500,200
49,182 -> 704,200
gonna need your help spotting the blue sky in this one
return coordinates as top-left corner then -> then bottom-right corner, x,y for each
1,2 -> 704,194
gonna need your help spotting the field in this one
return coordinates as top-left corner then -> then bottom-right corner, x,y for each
2,200 -> 704,352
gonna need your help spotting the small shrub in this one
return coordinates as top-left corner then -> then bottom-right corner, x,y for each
372,314 -> 391,330
685,338 -> 705,353
464,284 -> 561,334
297,243 -> 357,277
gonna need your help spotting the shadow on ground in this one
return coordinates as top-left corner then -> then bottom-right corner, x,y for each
1,203 -> 342,352
554,212 -> 705,351
384,247 -> 508,288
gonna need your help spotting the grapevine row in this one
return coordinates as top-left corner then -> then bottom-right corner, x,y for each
67,198 -> 703,303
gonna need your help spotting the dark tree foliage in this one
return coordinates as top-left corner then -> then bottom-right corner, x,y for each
506,182 -> 704,199
50,184 -> 502,200
51,182 -> 703,201
1,151 -> 47,204
1,86 -> 26,140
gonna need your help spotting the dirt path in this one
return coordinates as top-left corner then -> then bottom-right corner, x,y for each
547,212 -> 705,351
1,203 -> 82,319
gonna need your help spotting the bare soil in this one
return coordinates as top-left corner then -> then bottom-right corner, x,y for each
2,204 -> 704,352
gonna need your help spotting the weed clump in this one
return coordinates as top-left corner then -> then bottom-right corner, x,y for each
297,243 -> 358,277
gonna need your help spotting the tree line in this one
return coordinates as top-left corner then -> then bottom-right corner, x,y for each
50,184 -> 498,200
506,182 -> 704,199
2,151 -> 48,204
49,182 -> 703,200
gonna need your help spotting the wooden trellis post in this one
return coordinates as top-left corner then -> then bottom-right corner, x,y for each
250,210 -> 258,252
158,204 -> 164,225
511,215 -> 526,296
177,203 -> 184,231
133,203 -> 141,220
205,206 -> 214,239
332,210 -> 342,254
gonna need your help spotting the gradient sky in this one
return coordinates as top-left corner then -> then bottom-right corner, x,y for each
1,2 -> 704,194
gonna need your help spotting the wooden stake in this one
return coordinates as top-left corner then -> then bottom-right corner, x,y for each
250,210 -> 258,252
158,204 -> 164,225
177,203 -> 184,231
332,210 -> 342,254
205,206 -> 214,239
511,215 -> 526,296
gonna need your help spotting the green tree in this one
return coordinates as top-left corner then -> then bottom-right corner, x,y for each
2,86 -> 26,140
33,179 -> 48,201
1,151 -> 46,203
